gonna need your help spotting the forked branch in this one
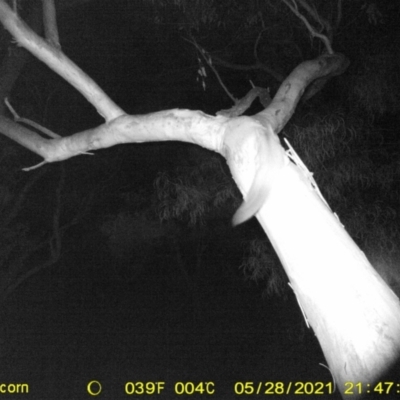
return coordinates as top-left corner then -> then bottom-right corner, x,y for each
0,0 -> 124,121
281,0 -> 333,53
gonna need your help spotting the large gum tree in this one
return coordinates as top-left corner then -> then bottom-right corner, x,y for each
0,1 -> 399,398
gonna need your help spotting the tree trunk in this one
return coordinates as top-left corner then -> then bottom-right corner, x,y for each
254,160 -> 400,398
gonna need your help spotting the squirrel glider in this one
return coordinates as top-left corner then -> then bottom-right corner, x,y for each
223,116 -> 288,225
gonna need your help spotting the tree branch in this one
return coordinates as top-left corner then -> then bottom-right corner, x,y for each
0,0 -> 124,121
0,109 -> 227,164
257,53 -> 349,133
42,0 -> 60,49
0,1 -> 43,115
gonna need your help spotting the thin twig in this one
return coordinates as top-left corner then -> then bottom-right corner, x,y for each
185,37 -> 237,103
5,98 -> 94,160
5,98 -> 60,138
281,0 -> 333,54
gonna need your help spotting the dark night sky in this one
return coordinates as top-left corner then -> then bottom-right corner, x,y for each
1,1 -> 400,399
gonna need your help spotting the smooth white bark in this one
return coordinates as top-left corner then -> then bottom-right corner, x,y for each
255,161 -> 400,396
